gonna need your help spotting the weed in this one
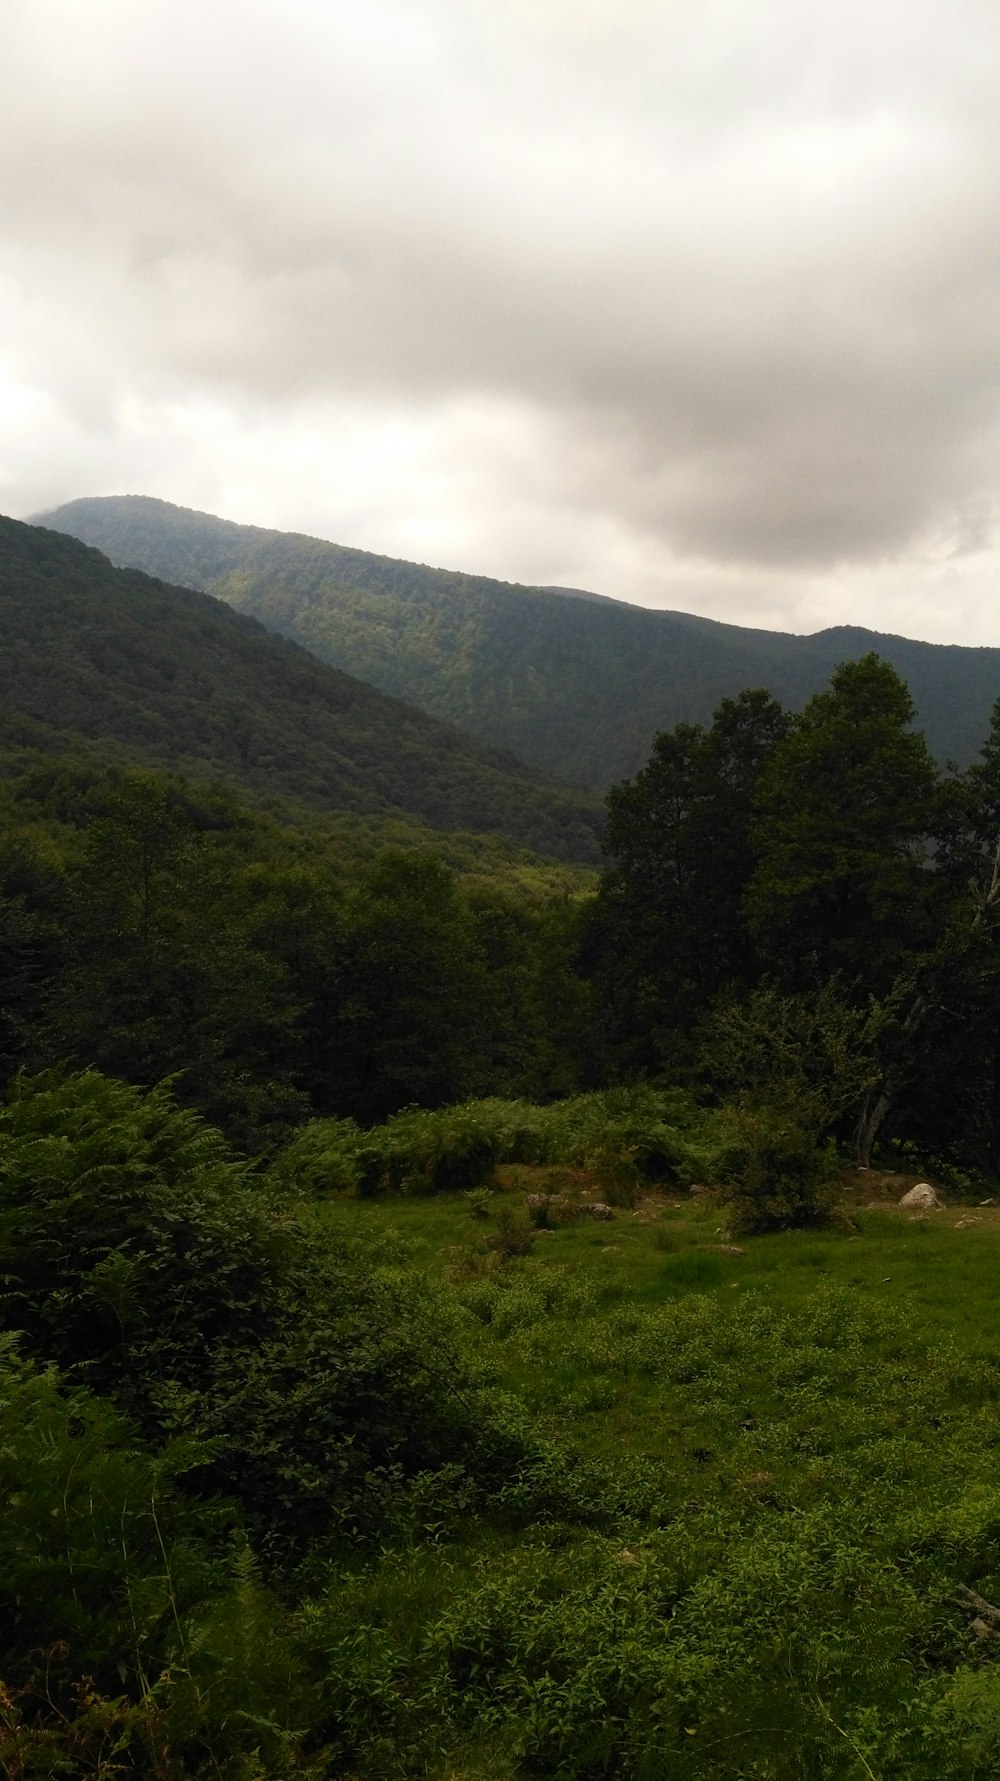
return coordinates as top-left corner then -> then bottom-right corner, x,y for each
484,1208 -> 536,1261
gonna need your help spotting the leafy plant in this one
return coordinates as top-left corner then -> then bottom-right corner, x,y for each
0,1069 -> 530,1547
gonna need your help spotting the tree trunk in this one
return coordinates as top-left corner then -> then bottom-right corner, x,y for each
853,1086 -> 894,1168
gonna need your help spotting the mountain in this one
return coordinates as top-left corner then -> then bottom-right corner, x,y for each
38,496 -> 1000,786
0,515 -> 603,862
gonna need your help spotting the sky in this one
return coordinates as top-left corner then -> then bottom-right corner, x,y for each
3,0 -> 1000,643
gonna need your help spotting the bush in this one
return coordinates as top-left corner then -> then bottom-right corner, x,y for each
463,1186 -> 493,1219
267,1115 -> 364,1195
369,1105 -> 500,1194
0,1340 -> 328,1778
719,1105 -> 843,1234
485,1207 -> 537,1260
0,1069 -> 530,1548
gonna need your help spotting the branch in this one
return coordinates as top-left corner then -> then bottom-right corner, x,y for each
956,1583 -> 1000,1627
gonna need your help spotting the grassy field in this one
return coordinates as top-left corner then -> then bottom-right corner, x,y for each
312,1167 -> 1000,1778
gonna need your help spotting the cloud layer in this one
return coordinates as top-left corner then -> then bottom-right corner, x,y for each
4,0 -> 1000,640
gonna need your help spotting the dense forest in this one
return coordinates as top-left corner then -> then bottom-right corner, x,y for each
1,517 -> 602,862
41,492 -> 1000,785
6,510 -> 1000,1776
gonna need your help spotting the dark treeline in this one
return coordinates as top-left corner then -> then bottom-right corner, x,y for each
6,650 -> 1000,1176
590,652 -> 1000,1176
0,758 -> 592,1152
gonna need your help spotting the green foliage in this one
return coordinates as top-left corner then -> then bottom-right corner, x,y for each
281,1087 -> 709,1206
267,1115 -> 366,1195
747,654 -> 943,993
698,986 -> 880,1231
701,983 -> 883,1134
485,1208 -> 538,1260
0,1341 -> 326,1780
0,1340 -> 214,1704
360,1104 -> 502,1196
0,756 -> 595,1142
0,1069 -> 529,1546
279,1246 -> 1000,1780
327,852 -> 489,1122
8,1058 -> 1000,1775
718,1107 -> 843,1234
592,689 -> 789,1068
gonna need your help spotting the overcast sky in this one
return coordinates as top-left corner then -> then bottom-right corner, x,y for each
3,0 -> 1000,642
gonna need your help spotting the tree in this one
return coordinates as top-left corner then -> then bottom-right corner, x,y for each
590,690 -> 789,1070
745,656 -> 942,998
325,852 -> 486,1122
56,774 -> 306,1147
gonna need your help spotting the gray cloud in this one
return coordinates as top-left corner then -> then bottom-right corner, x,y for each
4,0 -> 1000,635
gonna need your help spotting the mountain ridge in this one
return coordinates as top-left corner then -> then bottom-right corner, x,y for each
38,494 -> 1000,784
0,513 -> 603,862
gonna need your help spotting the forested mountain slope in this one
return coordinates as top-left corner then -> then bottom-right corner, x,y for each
40,493 -> 1000,785
0,516 -> 602,861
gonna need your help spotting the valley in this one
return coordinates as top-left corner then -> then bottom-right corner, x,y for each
3,505 -> 1000,1777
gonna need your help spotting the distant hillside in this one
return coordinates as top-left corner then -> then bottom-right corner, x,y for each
0,516 -> 603,862
40,495 -> 1000,784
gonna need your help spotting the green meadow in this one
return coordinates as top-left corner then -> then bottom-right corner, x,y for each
301,1170 -> 1000,1779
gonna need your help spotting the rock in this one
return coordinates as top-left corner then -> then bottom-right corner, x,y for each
524,1192 -> 563,1210
582,1202 -> 614,1220
899,1183 -> 940,1209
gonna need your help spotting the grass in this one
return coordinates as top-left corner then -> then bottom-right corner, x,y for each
310,1166 -> 1000,1777
318,1166 -> 1000,1491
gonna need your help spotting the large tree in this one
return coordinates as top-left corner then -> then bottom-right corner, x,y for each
590,689 -> 789,1070
745,655 -> 942,998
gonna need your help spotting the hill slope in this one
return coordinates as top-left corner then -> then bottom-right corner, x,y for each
0,515 -> 602,861
39,495 -> 1000,785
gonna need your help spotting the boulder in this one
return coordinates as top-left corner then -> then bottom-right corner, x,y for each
899,1182 -> 941,1209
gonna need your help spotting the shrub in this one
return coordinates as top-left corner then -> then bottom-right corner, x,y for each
0,1340 -> 326,1778
371,1105 -> 500,1194
719,1105 -> 843,1234
0,1069 -> 529,1548
267,1115 -> 364,1196
275,1087 -> 712,1205
485,1207 -> 537,1260
463,1186 -> 492,1219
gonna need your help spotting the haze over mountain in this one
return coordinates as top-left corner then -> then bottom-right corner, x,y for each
41,496 -> 1000,788
0,514 -> 602,862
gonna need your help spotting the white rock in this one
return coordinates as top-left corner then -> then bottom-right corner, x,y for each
899,1183 -> 940,1209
